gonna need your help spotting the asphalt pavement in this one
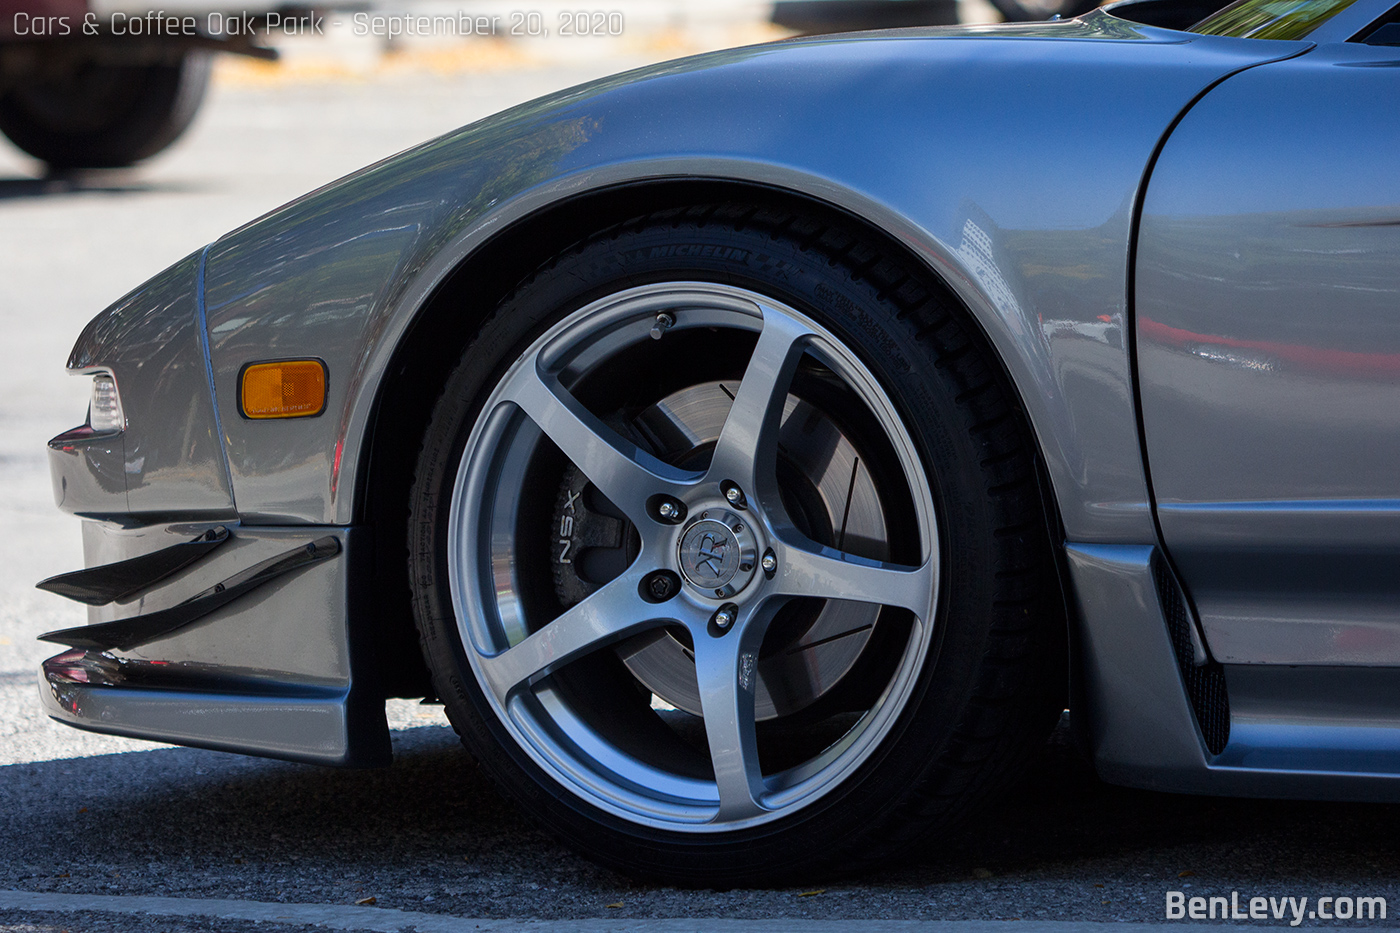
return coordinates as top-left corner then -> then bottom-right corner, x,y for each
1,32 -> 1399,933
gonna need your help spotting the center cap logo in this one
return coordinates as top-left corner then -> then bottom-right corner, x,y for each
679,520 -> 741,588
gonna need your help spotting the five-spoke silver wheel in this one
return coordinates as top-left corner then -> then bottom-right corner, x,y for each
410,207 -> 1060,883
447,283 -> 939,830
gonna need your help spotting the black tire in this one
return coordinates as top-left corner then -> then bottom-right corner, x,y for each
0,52 -> 210,169
771,0 -> 959,32
987,0 -> 1101,21
408,203 -> 1064,885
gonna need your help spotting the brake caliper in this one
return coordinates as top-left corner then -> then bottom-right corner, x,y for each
551,464 -> 638,607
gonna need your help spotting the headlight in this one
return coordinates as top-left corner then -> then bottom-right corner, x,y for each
88,373 -> 124,433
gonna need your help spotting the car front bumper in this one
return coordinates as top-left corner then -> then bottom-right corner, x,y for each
38,520 -> 389,767
39,250 -> 390,768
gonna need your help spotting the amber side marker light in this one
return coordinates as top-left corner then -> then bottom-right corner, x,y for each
239,359 -> 328,419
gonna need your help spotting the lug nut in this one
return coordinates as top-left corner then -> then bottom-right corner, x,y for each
761,551 -> 777,574
650,311 -> 676,340
650,495 -> 685,524
721,481 -> 746,509
641,570 -> 680,603
712,605 -> 737,630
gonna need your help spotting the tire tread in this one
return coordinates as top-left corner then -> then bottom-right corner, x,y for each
407,199 -> 1064,885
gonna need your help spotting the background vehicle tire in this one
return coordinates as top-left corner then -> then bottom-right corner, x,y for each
0,52 -> 210,169
770,0 -> 1100,31
986,0 -> 1101,22
409,203 -> 1064,885
772,1 -> 959,32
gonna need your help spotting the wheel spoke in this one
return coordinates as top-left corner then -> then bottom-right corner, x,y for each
443,278 -> 951,838
707,308 -> 812,491
504,363 -> 696,523
693,630 -> 768,821
771,540 -> 935,620
478,573 -> 656,701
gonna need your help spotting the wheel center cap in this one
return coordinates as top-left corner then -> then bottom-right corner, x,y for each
677,512 -> 758,598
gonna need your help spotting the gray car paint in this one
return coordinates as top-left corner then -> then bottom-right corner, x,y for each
57,251 -> 235,520
199,14 -> 1308,542
1135,38 -> 1400,665
42,2 -> 1400,794
39,523 -> 390,767
1069,541 -> 1400,799
1063,544 -> 1211,791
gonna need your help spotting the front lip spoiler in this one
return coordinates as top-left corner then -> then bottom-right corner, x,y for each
39,536 -> 341,652
36,526 -> 231,606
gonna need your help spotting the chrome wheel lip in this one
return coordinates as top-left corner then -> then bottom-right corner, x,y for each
447,281 -> 940,833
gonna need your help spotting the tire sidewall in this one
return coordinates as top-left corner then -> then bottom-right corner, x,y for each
411,219 -> 1021,884
0,53 -> 209,168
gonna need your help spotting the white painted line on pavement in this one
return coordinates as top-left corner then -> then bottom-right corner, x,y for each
0,890 -> 1291,933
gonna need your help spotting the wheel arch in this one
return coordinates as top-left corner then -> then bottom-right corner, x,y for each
354,177 -> 1072,701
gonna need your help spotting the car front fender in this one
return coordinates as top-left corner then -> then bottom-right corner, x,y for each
53,249 -> 235,520
199,17 -> 1309,543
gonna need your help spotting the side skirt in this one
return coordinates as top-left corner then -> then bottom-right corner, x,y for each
1067,543 -> 1400,801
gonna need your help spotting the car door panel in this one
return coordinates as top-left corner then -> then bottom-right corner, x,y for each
1136,41 -> 1400,665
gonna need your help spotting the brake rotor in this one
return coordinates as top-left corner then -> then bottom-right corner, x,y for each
550,381 -> 889,721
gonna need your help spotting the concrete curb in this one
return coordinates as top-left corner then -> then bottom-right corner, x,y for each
0,890 -> 1291,932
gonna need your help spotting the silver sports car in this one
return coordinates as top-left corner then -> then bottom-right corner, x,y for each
38,0 -> 1400,884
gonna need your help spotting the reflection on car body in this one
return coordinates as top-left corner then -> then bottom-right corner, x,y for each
34,0 -> 1400,884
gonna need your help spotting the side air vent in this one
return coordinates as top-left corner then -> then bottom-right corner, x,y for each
1151,553 -> 1229,755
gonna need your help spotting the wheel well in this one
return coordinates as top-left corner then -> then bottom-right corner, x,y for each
356,179 -> 1070,701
